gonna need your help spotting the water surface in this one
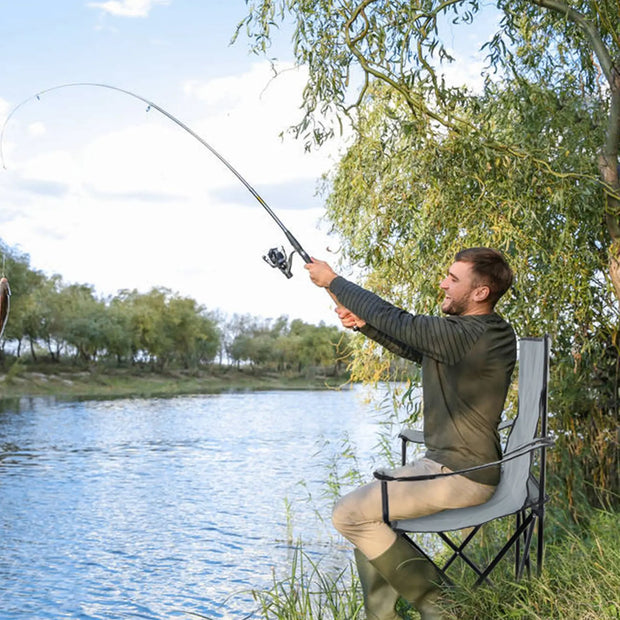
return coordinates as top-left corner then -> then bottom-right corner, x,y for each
0,388 -> 392,619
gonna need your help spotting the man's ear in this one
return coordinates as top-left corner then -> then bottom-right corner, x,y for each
473,285 -> 491,302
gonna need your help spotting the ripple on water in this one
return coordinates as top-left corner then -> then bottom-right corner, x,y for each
0,388 -> 387,618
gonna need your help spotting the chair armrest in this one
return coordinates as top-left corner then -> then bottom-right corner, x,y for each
375,436 -> 554,524
399,429 -> 424,444
374,437 -> 555,483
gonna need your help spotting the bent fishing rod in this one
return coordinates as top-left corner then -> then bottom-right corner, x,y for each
0,82 -> 314,280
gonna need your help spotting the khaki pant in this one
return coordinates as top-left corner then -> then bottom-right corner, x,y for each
332,458 -> 495,560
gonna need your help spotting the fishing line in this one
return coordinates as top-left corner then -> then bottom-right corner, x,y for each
0,82 -> 312,278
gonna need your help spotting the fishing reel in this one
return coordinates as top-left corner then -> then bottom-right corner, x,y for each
263,246 -> 295,279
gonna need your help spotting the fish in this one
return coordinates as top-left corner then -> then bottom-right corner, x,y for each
0,277 -> 10,339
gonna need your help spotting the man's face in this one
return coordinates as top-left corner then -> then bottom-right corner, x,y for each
439,261 -> 482,316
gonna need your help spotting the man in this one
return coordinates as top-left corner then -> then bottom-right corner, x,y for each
305,248 -> 516,620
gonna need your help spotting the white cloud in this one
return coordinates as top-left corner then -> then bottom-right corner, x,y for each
27,122 -> 46,137
1,61 -> 345,324
17,149 -> 81,190
184,62 -> 346,186
87,0 -> 171,18
440,52 -> 487,93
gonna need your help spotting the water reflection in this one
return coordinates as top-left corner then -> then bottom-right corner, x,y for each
0,388 -> 390,619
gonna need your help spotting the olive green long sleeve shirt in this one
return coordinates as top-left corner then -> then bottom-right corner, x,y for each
329,276 -> 517,485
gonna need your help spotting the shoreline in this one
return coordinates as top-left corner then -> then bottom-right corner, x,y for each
0,364 -> 352,404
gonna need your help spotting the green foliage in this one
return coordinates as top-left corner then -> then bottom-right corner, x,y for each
548,334 -> 619,511
113,288 -> 221,370
325,79 -> 611,341
239,1 -> 618,169
0,240 -> 349,375
227,314 -> 353,373
237,0 -> 620,506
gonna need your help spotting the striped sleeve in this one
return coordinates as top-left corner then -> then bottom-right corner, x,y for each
330,276 -> 487,365
359,324 -> 423,363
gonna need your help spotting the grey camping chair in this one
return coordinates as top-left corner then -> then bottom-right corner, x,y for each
374,335 -> 553,586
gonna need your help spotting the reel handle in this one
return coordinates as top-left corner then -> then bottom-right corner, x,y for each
264,244 -> 344,312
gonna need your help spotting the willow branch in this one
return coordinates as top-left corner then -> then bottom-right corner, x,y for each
340,0 -> 617,195
527,0 -> 620,237
529,0 -> 615,85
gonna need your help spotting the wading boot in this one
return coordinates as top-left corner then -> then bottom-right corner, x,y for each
354,548 -> 401,620
369,535 -> 447,620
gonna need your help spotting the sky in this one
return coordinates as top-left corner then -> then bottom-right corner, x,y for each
0,1 -> 499,326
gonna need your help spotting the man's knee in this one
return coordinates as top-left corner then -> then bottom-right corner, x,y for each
331,495 -> 351,536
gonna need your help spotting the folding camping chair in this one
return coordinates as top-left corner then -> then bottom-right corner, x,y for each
374,335 -> 553,586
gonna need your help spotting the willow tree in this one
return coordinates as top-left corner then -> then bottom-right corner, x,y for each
237,1 -> 619,506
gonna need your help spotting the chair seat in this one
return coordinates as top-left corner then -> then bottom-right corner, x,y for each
392,473 -> 542,533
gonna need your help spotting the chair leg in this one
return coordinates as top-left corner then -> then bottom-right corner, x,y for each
474,511 -> 534,586
515,512 -> 522,578
537,507 -> 545,577
516,518 -> 536,580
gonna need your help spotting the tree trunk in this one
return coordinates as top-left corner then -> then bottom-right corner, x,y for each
610,242 -> 620,303
29,337 -> 37,362
601,63 -> 620,301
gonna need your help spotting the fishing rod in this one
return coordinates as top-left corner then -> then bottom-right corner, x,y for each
0,82 -> 313,280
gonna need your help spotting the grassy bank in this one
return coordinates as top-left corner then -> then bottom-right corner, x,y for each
249,508 -> 619,619
0,360 -> 351,402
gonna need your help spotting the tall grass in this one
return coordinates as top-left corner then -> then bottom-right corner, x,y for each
250,545 -> 363,619
250,508 -> 619,619
444,509 -> 620,619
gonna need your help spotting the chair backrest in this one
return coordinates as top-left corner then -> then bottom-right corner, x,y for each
505,336 -> 550,451
498,335 -> 550,508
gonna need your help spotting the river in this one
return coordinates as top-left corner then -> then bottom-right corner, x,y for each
0,387 -> 403,619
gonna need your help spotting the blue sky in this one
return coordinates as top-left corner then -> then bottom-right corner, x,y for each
0,1 -> 498,325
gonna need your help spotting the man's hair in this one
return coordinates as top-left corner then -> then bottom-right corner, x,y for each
455,247 -> 513,306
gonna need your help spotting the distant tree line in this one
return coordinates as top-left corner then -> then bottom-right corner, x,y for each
0,241 -> 352,373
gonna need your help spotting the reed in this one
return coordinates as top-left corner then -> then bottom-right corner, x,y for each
250,545 -> 364,619
250,508 -> 619,619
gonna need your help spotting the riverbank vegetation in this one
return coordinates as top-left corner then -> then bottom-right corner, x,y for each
0,243 -> 354,399
249,507 -> 619,619
0,362 -> 352,403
